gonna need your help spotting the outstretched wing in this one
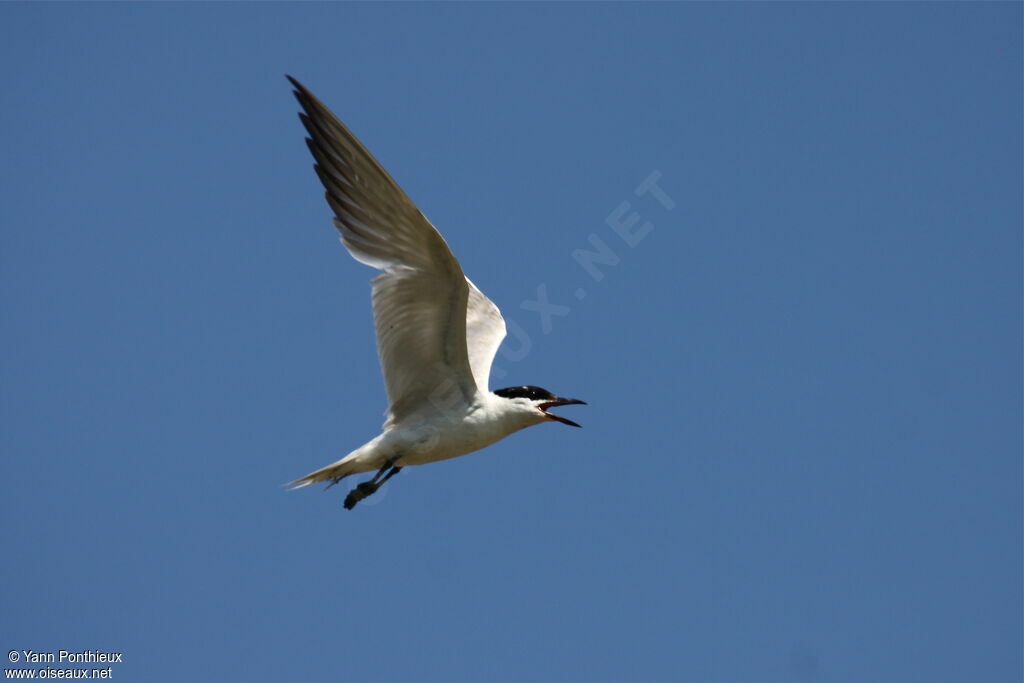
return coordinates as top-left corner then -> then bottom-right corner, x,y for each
289,76 -> 478,425
465,278 -> 507,392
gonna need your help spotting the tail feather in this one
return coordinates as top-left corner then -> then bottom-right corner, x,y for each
286,457 -> 359,490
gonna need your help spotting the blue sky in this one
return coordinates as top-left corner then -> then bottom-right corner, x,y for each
1,3 -> 1020,681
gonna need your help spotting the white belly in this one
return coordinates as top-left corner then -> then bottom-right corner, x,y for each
381,404 -> 533,467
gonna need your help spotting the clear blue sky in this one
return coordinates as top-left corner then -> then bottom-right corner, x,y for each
2,3 -> 1020,681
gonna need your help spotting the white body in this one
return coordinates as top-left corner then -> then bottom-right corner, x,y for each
285,78 -> 581,492
299,393 -> 546,486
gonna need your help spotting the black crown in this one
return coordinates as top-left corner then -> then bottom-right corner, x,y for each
493,385 -> 556,401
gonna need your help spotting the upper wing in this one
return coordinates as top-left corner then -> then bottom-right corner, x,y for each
289,76 -> 478,425
465,278 -> 507,392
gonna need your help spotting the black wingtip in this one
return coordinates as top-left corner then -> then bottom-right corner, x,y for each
286,75 -> 310,104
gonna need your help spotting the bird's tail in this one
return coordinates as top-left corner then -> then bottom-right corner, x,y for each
286,453 -> 361,490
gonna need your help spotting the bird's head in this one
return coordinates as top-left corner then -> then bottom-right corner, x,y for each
493,385 -> 587,427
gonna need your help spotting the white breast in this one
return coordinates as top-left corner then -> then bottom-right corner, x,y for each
392,395 -> 538,467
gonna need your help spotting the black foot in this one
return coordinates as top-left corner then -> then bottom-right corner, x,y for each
343,481 -> 378,510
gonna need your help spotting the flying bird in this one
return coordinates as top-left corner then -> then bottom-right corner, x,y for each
285,76 -> 585,509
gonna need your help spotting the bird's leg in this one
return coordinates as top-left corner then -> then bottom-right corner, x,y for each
343,460 -> 403,510
378,465 -> 402,485
369,461 -> 391,484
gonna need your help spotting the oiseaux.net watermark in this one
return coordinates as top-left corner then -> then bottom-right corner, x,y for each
502,169 -> 673,351
353,170 -> 675,507
6,650 -> 123,679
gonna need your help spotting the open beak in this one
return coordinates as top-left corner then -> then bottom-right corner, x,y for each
539,397 -> 587,428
